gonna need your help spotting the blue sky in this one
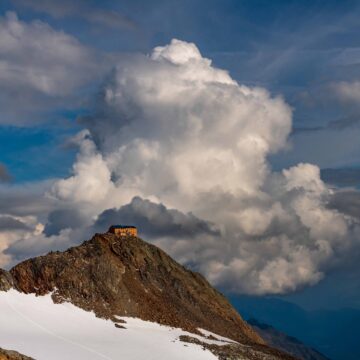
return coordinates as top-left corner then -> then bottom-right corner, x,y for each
2,0 -> 360,182
2,0 -> 360,311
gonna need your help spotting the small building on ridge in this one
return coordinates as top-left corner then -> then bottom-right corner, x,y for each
108,225 -> 137,237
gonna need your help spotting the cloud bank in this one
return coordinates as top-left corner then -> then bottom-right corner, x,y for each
2,39 -> 360,295
0,12 -> 102,124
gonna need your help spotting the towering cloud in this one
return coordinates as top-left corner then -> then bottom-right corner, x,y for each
3,39 -> 360,294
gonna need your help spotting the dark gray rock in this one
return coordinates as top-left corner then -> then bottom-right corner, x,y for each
0,269 -> 13,291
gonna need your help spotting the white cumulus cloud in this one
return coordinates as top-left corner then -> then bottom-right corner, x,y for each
3,39 -> 360,295
0,12 -> 94,96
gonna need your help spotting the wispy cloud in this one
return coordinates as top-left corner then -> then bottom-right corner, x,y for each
333,81 -> 360,103
12,0 -> 136,30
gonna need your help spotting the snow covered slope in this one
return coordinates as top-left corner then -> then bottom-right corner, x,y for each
0,290 -> 220,360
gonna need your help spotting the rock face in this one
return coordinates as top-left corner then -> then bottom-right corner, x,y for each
3,233 -> 262,345
180,335 -> 297,360
0,269 -> 13,291
0,348 -> 34,360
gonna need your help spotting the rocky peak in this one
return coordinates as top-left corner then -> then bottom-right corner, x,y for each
3,233 -> 262,345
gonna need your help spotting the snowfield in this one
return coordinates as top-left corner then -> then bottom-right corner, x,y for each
0,290 -> 228,360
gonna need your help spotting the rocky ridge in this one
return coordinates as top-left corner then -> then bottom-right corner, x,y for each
0,348 -> 34,360
0,233 -> 296,359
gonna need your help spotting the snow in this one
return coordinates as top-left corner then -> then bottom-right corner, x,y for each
0,290 -> 219,360
115,317 -> 236,347
198,328 -> 236,344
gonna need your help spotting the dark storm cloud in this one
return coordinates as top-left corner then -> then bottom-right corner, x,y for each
94,196 -> 220,239
3,196 -> 220,267
44,209 -> 88,236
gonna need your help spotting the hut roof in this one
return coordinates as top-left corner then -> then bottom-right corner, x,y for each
109,225 -> 137,229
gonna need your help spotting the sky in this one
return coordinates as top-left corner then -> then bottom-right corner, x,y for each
1,0 -> 360,310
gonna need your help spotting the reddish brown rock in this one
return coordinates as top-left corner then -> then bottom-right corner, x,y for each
0,348 -> 34,360
8,233 -> 262,345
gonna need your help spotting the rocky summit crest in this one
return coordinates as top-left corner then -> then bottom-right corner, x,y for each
0,233 -> 297,359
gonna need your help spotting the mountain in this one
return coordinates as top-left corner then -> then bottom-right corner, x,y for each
230,295 -> 360,360
0,348 -> 34,360
248,319 -> 329,360
0,232 -> 296,360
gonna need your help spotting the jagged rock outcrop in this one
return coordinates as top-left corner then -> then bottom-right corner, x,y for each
0,348 -> 34,360
0,269 -> 13,291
